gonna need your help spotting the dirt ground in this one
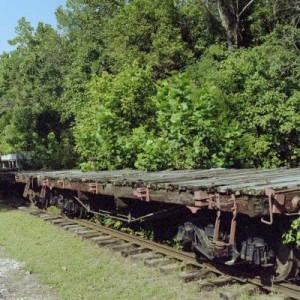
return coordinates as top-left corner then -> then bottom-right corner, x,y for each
0,246 -> 57,300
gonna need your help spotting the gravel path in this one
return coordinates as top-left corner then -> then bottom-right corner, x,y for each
0,247 -> 57,300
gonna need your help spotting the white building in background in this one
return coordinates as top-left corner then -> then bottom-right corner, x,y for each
0,152 -> 32,170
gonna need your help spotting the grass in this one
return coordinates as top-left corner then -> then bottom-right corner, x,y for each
0,206 -> 203,300
0,205 -> 276,300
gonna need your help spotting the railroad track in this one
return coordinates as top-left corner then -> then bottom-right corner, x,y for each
18,206 -> 300,300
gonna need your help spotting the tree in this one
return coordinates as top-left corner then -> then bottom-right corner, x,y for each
178,0 -> 222,58
1,0 -> 300,171
103,0 -> 192,78
272,0 -> 300,26
202,0 -> 256,48
74,62 -> 156,170
0,18 -> 77,168
55,0 -> 124,118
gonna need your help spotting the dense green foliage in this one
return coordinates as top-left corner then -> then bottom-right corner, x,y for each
0,0 -> 300,171
283,215 -> 300,246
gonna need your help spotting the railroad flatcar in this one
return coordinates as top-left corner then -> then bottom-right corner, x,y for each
2,168 -> 300,282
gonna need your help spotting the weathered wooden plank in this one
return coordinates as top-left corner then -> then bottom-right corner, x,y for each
15,168 -> 300,198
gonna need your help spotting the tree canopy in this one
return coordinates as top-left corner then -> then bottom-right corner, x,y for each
0,0 -> 300,170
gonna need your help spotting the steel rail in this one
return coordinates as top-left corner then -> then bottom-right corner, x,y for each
272,282 -> 300,299
74,218 -> 300,299
76,218 -> 202,266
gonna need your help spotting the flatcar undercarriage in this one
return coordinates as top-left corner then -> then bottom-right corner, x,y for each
3,168 -> 300,282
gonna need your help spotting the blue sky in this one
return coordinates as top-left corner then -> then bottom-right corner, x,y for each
0,0 -> 66,53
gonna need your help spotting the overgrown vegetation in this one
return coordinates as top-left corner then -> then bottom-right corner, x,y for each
283,215 -> 300,246
91,215 -> 154,240
0,0 -> 300,171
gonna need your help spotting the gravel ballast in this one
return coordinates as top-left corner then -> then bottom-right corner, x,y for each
0,246 -> 57,300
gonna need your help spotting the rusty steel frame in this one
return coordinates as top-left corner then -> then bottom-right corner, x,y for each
16,174 -> 300,220
262,188 -> 300,225
133,187 -> 150,202
73,196 -> 180,223
261,190 -> 274,225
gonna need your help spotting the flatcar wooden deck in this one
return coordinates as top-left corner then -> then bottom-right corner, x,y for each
13,167 -> 300,193
10,167 -> 300,217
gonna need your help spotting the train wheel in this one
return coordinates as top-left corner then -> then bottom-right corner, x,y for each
274,244 -> 300,282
